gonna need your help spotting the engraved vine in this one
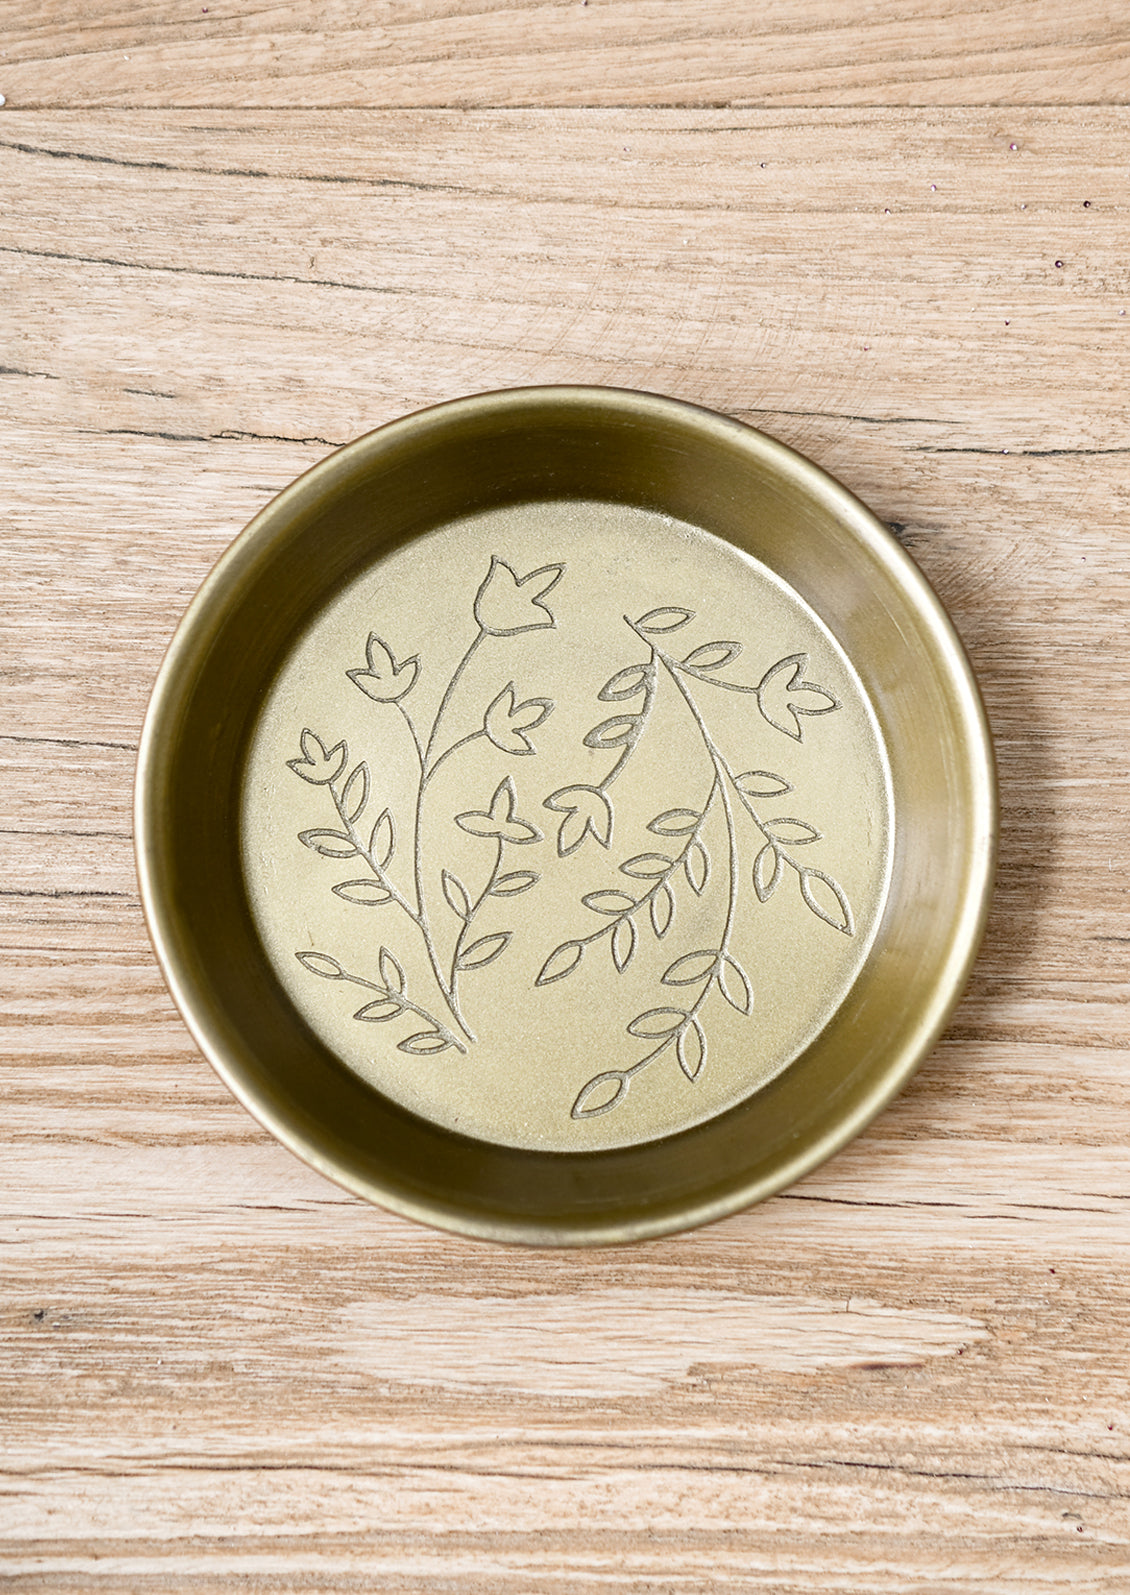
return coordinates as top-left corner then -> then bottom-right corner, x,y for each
537,605 -> 855,1120
287,556 -> 563,1056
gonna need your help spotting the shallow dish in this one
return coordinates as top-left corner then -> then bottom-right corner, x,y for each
136,386 -> 995,1244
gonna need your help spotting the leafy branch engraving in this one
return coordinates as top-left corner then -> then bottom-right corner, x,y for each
288,557 -> 561,1055
295,948 -> 466,1056
538,605 -> 854,1119
542,624 -> 660,859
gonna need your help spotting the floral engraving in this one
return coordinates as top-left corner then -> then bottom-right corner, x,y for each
284,560 -> 860,1124
289,556 -> 562,1053
536,607 -> 854,1120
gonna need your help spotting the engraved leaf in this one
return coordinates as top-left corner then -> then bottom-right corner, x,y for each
621,852 -> 674,879
753,843 -> 785,903
611,916 -> 637,973
799,868 -> 855,936
598,662 -> 650,701
368,809 -> 395,868
583,715 -> 639,749
648,808 -> 700,837
717,955 -> 754,1016
535,940 -> 585,986
458,931 -> 512,971
650,883 -> 675,939
379,946 -> 406,994
398,1031 -> 454,1056
353,997 -> 403,1022
684,840 -> 710,895
571,1070 -> 630,1119
635,606 -> 694,634
756,654 -> 840,742
442,869 -> 472,921
492,870 -> 539,897
677,1019 -> 707,1081
299,828 -> 358,859
736,770 -> 794,799
764,817 -> 822,846
681,640 -> 742,672
662,948 -> 720,987
332,879 -> 394,906
582,889 -> 637,916
341,762 -> 370,824
627,1007 -> 687,1038
296,950 -> 344,979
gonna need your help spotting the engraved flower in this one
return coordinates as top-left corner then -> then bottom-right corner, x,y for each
286,729 -> 348,785
483,682 -> 553,756
347,633 -> 420,703
455,776 -> 543,845
755,653 -> 839,742
543,784 -> 614,858
473,556 -> 564,637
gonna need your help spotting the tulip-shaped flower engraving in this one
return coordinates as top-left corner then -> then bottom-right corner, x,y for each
290,556 -> 563,1053
474,556 -> 562,636
483,684 -> 553,756
543,784 -> 615,858
346,633 -> 420,703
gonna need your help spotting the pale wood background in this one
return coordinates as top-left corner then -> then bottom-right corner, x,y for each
2,5 -> 1129,1591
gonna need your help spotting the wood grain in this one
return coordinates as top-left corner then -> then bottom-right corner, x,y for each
1,0 -> 1129,109
2,101 -> 1129,1591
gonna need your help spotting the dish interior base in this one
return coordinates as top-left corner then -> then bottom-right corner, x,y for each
242,498 -> 893,1153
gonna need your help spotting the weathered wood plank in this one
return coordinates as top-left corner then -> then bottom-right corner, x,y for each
0,0 -> 1128,110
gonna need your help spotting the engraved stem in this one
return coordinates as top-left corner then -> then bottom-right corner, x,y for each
728,782 -> 808,879
573,773 -> 720,954
329,782 -> 420,925
645,629 -> 816,872
322,763 -> 473,1043
600,659 -> 658,791
656,660 -> 742,962
625,654 -> 742,1073
448,835 -> 504,1025
399,628 -> 490,1042
626,620 -> 743,968
571,624 -> 749,1117
665,659 -> 812,883
335,965 -> 468,1055
426,728 -> 487,784
393,700 -> 425,770
422,629 -> 487,775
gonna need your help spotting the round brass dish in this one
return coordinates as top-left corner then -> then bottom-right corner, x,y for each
136,387 -> 995,1244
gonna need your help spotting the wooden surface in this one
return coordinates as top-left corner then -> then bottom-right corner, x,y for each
3,1 -> 1130,107
2,7 -> 1129,1590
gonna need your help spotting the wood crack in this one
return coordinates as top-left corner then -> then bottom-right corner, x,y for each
0,888 -> 135,900
88,425 -> 344,448
0,135 -> 471,193
0,242 -> 411,296
0,734 -> 138,753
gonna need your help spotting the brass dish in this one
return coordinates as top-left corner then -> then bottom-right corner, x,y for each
136,387 -> 995,1244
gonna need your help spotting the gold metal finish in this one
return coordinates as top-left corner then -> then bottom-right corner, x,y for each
136,387 -> 996,1243
243,503 -> 892,1152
